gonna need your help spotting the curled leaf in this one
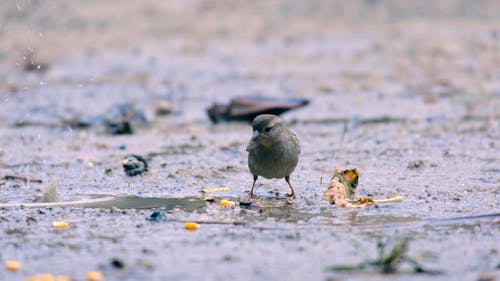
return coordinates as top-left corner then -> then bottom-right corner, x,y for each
323,168 -> 362,208
324,168 -> 402,208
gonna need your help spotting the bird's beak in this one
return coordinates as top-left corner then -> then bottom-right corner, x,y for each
251,130 -> 259,140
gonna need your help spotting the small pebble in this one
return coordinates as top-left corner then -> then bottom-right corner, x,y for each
146,210 -> 167,222
407,160 -> 424,169
203,196 -> 215,202
155,100 -> 175,116
239,196 -> 252,206
122,155 -> 148,176
111,258 -> 125,269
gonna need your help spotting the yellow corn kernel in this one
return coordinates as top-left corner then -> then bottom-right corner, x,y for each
56,276 -> 72,281
201,187 -> 230,193
24,274 -> 56,281
52,221 -> 68,229
184,222 -> 200,231
5,260 -> 21,271
87,271 -> 103,281
39,274 -> 56,281
219,200 -> 236,208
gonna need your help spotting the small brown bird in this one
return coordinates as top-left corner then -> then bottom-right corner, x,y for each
246,114 -> 301,198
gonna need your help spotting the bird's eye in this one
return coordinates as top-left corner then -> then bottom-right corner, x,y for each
264,126 -> 272,132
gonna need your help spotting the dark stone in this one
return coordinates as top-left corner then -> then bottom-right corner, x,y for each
146,209 -> 167,222
407,160 -> 424,169
111,258 -> 125,269
122,155 -> 148,176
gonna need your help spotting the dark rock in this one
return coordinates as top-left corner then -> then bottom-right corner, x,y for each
76,103 -> 149,135
146,209 -> 167,222
122,155 -> 148,176
407,160 -> 424,169
105,120 -> 133,135
105,168 -> 113,176
111,258 -> 125,269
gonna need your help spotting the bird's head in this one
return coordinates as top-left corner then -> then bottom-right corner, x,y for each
250,114 -> 284,147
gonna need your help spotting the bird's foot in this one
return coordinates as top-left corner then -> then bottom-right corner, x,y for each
285,192 -> 296,199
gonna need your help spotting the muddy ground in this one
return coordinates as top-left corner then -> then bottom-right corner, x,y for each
0,1 -> 499,280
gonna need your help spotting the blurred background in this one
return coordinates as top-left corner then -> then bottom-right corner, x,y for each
1,0 -> 499,122
1,0 -> 500,63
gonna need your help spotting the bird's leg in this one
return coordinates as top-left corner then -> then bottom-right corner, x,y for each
285,176 -> 296,199
249,175 -> 258,198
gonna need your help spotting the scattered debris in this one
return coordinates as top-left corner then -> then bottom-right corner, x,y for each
122,155 -> 148,176
26,217 -> 37,225
324,168 -> 402,208
23,49 -> 49,73
239,196 -> 252,207
110,258 -> 125,269
407,160 -> 425,169
72,103 -> 149,135
5,260 -> 22,271
371,196 -> 404,204
52,221 -> 69,229
1,174 -> 42,183
207,96 -> 309,123
104,168 -> 113,176
136,258 -> 154,270
220,200 -> 236,208
87,271 -> 104,281
25,274 -> 71,281
104,120 -> 133,135
39,182 -> 59,203
328,237 -> 442,275
477,273 -> 497,281
103,103 -> 148,135
146,210 -> 167,222
203,196 -> 215,202
102,103 -> 148,135
154,100 -> 175,116
201,187 -> 230,193
185,222 -> 200,231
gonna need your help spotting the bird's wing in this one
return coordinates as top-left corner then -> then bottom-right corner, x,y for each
290,131 -> 301,154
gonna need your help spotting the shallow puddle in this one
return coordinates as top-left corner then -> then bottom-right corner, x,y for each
1,195 -> 497,230
0,195 -> 208,211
